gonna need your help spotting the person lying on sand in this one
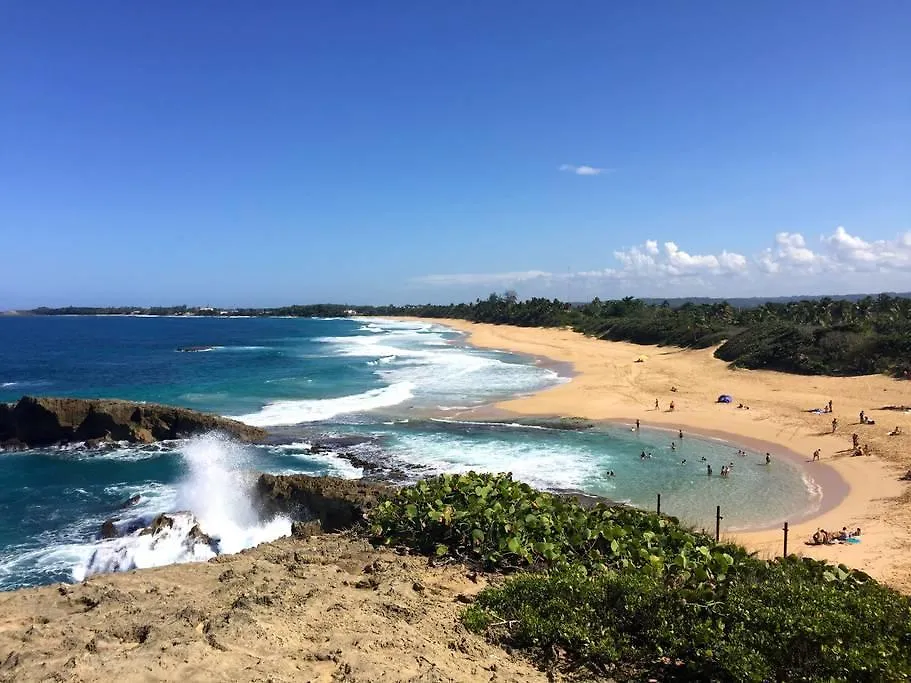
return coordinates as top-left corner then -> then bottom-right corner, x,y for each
889,426 -> 902,436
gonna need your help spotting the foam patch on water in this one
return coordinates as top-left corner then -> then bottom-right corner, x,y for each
385,430 -> 602,491
316,319 -> 564,409
234,381 -> 415,426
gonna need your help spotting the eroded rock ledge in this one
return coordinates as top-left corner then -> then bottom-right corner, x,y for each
0,396 -> 266,449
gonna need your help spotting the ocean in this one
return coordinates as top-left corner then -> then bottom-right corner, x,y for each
0,316 -> 820,590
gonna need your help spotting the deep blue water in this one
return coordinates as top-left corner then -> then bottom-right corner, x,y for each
0,316 -> 820,590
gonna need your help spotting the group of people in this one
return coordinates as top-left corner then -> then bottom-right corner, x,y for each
810,527 -> 861,545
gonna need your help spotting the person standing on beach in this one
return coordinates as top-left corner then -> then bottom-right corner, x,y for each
828,399 -> 833,413
832,417 -> 838,433
813,449 -> 820,461
655,399 -> 659,410
636,419 -> 640,430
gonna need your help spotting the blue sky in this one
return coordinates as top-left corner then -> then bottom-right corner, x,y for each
1,2 -> 909,308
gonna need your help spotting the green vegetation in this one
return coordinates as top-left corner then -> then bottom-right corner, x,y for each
369,473 -> 911,681
28,292 -> 911,377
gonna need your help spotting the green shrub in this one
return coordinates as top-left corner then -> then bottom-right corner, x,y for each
465,560 -> 911,681
370,473 -> 910,680
369,472 -> 751,583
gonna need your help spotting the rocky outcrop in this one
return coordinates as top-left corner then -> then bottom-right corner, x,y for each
254,474 -> 390,533
0,396 -> 266,448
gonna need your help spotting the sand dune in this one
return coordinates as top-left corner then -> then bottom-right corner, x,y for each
415,318 -> 911,591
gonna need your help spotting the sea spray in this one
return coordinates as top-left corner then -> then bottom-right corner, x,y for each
72,434 -> 292,581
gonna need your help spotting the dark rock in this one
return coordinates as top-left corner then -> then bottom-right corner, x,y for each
0,396 -> 267,448
85,434 -> 114,449
186,523 -> 215,549
291,520 -> 323,539
118,494 -> 141,509
100,519 -> 119,539
139,513 -> 182,537
254,473 -> 390,532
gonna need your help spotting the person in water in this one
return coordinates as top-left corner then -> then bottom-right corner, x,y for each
765,453 -> 771,465
671,442 -> 676,450
707,464 -> 713,476
635,419 -> 640,430
678,429 -> 684,439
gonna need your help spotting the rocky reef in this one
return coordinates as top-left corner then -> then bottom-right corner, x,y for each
0,396 -> 266,449
254,473 -> 390,533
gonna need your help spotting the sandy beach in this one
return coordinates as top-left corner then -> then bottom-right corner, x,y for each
408,318 -> 911,591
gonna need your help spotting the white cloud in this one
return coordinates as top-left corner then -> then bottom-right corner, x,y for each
821,226 -> 911,271
559,164 -> 607,176
612,241 -> 748,278
411,270 -> 552,287
412,227 -> 911,297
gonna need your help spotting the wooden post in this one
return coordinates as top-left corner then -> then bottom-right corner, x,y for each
715,505 -> 723,542
657,493 -> 661,515
783,521 -> 789,557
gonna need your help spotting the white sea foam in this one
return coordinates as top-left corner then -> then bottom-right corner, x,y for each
71,435 -> 292,581
316,319 -> 563,409
386,431 -> 601,491
234,381 -> 415,427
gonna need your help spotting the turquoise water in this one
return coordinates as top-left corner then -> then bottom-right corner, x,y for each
0,316 -> 819,590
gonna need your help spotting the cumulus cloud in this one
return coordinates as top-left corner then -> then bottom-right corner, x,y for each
612,241 -> 748,278
412,227 -> 911,296
559,164 -> 608,176
757,227 -> 911,274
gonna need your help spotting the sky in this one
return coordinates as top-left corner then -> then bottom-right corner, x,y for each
1,2 -> 909,308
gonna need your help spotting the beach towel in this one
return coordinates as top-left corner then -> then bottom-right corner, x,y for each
843,537 -> 861,544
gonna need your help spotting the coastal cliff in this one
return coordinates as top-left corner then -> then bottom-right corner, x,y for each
0,396 -> 266,448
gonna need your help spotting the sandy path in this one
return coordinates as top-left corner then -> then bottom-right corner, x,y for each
0,534 -> 547,683
406,318 -> 911,591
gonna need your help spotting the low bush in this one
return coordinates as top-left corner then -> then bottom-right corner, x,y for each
369,472 -> 751,583
369,473 -> 911,681
464,559 -> 911,681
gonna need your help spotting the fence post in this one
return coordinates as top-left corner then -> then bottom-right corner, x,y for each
657,493 -> 661,515
783,521 -> 789,557
715,505 -> 723,542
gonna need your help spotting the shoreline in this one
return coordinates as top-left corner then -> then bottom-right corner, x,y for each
403,317 -> 911,589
